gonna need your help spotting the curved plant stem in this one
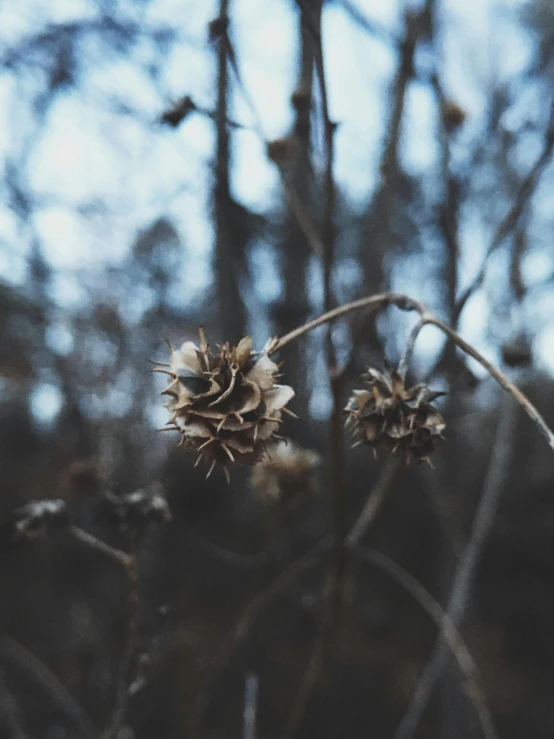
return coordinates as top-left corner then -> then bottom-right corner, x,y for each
269,292 -> 425,355
270,291 -> 554,450
190,459 -> 399,738
101,552 -> 140,739
188,538 -> 331,738
0,634 -> 96,739
354,547 -> 497,739
68,526 -> 132,568
392,397 -> 516,739
397,318 -> 427,379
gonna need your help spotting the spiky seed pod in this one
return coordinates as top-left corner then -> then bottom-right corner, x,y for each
251,441 -> 321,509
345,365 -> 446,465
157,331 -> 295,479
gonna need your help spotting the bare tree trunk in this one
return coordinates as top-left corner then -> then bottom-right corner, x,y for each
272,0 -> 318,418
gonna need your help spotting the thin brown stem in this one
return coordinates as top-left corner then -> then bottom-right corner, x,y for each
190,459 -> 397,737
188,538 -> 331,738
354,547 -> 497,739
0,634 -> 96,739
393,397 -> 516,739
0,667 -> 29,739
271,292 -> 554,450
68,526 -> 132,568
270,292 -> 426,355
397,318 -> 427,379
346,457 -> 402,547
100,552 -> 141,739
454,99 -> 554,323
424,316 -> 554,448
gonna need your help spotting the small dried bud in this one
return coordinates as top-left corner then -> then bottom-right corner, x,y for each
441,100 -> 467,131
208,14 -> 229,41
157,330 -> 295,479
345,365 -> 446,465
97,487 -> 171,537
14,499 -> 67,539
159,96 -> 196,128
251,441 -> 320,508
291,87 -> 311,113
266,137 -> 299,165
501,339 -> 532,368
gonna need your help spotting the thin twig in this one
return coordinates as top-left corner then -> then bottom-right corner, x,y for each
188,538 -> 331,738
100,552 -> 140,739
0,667 -> 29,739
270,292 -> 426,354
397,318 -> 427,379
224,29 -> 326,261
392,397 -> 517,739
454,99 -> 554,323
270,292 -> 554,450
190,459 -> 397,737
354,547 -> 497,739
277,7 -> 347,734
0,634 -> 96,739
243,673 -> 258,739
68,526 -> 132,568
346,457 -> 402,547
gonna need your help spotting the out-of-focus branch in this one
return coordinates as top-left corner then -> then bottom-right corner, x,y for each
393,397 -> 517,739
191,457 -> 399,738
355,547 -> 497,739
295,0 -> 346,726
454,97 -> 554,323
338,0 -> 401,48
211,0 -> 247,343
0,635 -> 96,739
272,291 -> 554,450
100,551 -> 141,739
0,668 -> 29,739
188,538 -> 331,738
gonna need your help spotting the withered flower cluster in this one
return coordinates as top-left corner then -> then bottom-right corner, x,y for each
251,441 -> 321,509
158,331 -> 295,480
345,366 -> 446,465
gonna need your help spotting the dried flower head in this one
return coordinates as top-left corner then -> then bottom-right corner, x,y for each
345,365 -> 446,465
97,486 -> 171,538
251,441 -> 321,508
156,330 -> 295,480
14,499 -> 68,539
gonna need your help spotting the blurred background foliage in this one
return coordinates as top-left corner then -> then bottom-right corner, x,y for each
2,0 -> 554,737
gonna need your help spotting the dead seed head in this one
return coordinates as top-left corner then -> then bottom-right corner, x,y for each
345,364 -> 446,465
159,330 -> 295,478
251,441 -> 321,508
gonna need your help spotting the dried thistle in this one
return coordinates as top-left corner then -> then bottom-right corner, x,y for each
345,364 -> 446,465
251,441 -> 321,509
156,330 -> 295,480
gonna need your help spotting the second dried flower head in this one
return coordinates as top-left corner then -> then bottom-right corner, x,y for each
345,364 -> 446,464
158,330 -> 295,479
